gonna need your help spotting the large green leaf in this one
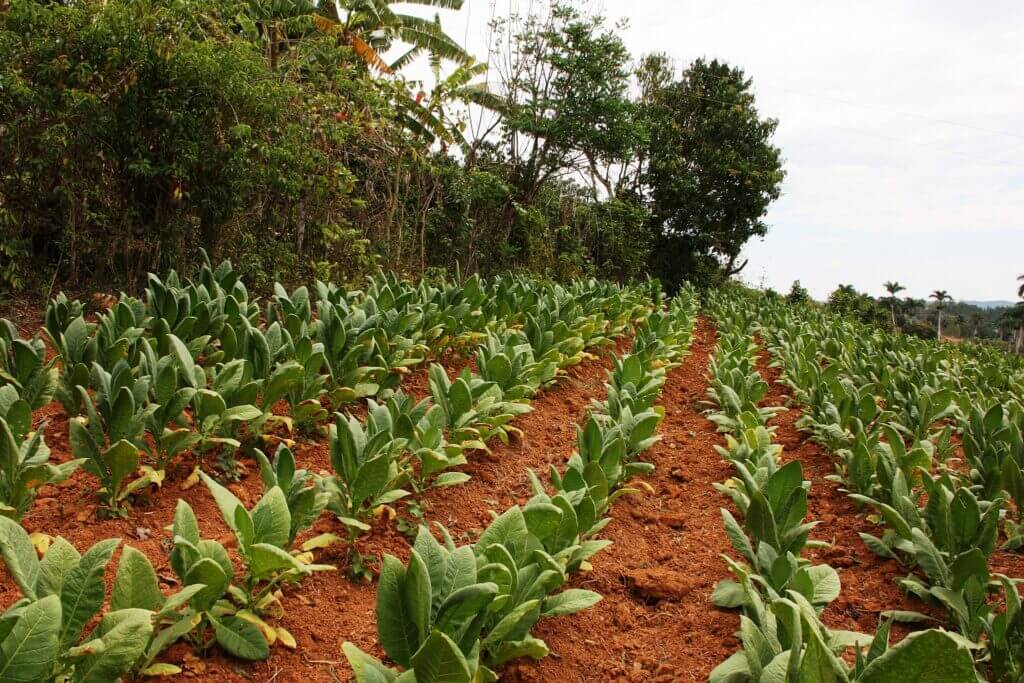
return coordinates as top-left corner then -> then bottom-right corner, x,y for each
858,629 -> 977,682
0,594 -> 61,683
250,487 -> 291,549
36,538 -> 81,598
210,615 -> 269,661
111,546 -> 164,611
59,538 -> 120,649
540,589 -> 601,617
0,516 -> 41,600
377,554 -> 418,668
409,631 -> 471,683
342,642 -> 400,683
71,608 -> 153,683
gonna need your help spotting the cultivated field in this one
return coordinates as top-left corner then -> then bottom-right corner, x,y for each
0,264 -> 1021,681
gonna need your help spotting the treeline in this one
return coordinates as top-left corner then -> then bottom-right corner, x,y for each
0,0 -> 784,298
780,280 -> 1024,351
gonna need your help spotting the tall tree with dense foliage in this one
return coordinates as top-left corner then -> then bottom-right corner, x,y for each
931,289 -> 953,340
884,280 -> 906,329
643,58 -> 785,289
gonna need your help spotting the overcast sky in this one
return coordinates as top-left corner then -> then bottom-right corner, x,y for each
405,0 -> 1024,302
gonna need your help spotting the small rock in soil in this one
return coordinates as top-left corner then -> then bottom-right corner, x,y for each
624,567 -> 700,602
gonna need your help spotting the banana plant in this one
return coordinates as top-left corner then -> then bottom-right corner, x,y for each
0,517 -> 199,681
0,386 -> 80,519
0,317 -> 57,409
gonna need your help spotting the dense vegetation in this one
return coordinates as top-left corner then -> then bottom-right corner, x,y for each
706,287 -> 1024,682
0,0 -> 783,297
780,281 -> 1024,353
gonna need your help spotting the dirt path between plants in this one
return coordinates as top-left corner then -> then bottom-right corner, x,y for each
756,348 -> 1024,644
511,319 -> 741,683
0,339 -> 630,682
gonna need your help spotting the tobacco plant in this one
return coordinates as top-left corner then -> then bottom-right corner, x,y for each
0,317 -> 57,409
0,386 -> 80,519
70,365 -> 161,515
0,517 -> 197,681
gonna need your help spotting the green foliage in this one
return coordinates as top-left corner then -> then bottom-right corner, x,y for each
644,58 -> 785,288
0,387 -> 80,519
0,516 -> 200,681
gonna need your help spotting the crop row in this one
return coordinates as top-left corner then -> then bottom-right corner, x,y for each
749,293 -> 1024,681
339,294 -> 699,681
704,295 -> 983,682
0,257 -> 662,680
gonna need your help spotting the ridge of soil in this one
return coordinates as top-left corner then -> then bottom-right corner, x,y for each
511,319 -> 740,682
0,339 -> 628,682
757,347 -> 1024,642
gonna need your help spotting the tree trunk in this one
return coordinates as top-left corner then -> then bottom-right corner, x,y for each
890,303 -> 897,329
937,311 -> 943,340
1016,326 -> 1023,355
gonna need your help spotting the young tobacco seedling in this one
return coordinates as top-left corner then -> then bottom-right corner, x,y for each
0,317 -> 58,410
342,525 -> 501,683
200,472 -> 332,616
320,412 -> 409,577
0,386 -> 81,519
168,499 -> 271,661
0,517 -> 196,681
70,366 -> 161,516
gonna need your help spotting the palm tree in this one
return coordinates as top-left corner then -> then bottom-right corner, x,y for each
1018,274 -> 1024,299
883,281 -> 906,329
930,290 -> 952,340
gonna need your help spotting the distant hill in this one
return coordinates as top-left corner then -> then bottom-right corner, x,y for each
963,300 -> 1017,310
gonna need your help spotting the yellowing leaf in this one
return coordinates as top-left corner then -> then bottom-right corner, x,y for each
29,532 -> 53,555
236,611 -> 277,645
141,663 -> 183,677
300,533 -> 342,552
180,467 -> 201,491
276,626 -> 297,649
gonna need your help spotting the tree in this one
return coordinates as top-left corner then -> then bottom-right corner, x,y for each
828,284 -> 886,326
883,281 -> 906,329
931,290 -> 953,340
1018,273 -> 1024,299
643,58 -> 785,288
787,280 -> 810,306
468,1 -> 646,260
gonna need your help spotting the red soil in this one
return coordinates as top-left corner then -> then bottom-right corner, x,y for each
512,319 -> 741,682
2,319 -> 1021,683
